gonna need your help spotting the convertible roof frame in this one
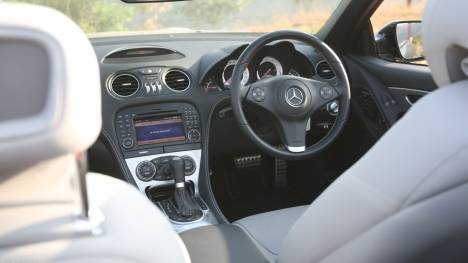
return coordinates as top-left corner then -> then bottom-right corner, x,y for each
317,0 -> 384,53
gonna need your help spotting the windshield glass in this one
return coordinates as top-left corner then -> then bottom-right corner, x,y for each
5,0 -> 342,35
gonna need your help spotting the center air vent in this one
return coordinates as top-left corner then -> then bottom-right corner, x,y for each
109,74 -> 139,97
164,69 -> 190,91
316,61 -> 335,79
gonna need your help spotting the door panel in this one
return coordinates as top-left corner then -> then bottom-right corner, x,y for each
343,55 -> 437,139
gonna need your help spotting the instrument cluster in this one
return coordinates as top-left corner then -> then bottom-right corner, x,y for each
202,41 -> 316,93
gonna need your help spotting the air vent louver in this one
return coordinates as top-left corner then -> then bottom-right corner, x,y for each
316,61 -> 335,79
164,69 -> 190,91
110,74 -> 139,97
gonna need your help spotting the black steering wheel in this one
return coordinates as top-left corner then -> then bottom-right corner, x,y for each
230,30 -> 351,160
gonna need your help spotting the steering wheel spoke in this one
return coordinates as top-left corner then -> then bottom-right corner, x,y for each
277,118 -> 308,153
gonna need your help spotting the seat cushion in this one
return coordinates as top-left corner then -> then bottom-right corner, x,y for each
180,224 -> 271,263
233,206 -> 308,256
0,172 -> 190,263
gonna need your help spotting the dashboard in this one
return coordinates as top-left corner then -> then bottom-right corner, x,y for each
89,32 -> 338,195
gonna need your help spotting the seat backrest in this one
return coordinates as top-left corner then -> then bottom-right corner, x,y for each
0,2 -> 101,247
0,3 -> 190,262
278,0 -> 468,262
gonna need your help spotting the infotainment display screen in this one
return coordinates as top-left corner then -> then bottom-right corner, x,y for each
134,115 -> 186,145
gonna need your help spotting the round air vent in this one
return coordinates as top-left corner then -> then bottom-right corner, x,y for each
109,74 -> 139,97
164,69 -> 190,91
316,61 -> 335,79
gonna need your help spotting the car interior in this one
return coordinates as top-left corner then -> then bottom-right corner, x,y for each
1,0 -> 468,262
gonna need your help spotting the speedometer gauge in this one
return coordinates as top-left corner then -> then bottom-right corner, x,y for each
222,59 -> 250,88
256,56 -> 283,80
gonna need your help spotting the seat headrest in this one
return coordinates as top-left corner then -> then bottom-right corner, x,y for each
0,3 -> 101,172
422,0 -> 468,87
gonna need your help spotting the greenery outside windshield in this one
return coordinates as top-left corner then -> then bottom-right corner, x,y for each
5,0 -> 342,35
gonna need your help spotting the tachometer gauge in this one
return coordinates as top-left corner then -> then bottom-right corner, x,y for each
222,59 -> 250,88
288,68 -> 301,77
256,56 -> 283,80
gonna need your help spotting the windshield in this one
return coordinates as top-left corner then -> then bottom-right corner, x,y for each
5,0 -> 342,35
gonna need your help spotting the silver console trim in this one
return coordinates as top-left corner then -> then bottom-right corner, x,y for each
124,149 -> 218,232
125,149 -> 202,193
157,197 -> 217,233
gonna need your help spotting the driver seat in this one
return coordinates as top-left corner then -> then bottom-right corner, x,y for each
181,0 -> 468,262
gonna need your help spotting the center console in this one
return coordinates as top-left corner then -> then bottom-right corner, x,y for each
116,102 -> 216,232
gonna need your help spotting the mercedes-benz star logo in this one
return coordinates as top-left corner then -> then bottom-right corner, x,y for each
285,87 -> 304,107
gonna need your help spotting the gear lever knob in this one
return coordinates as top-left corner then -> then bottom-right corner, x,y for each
170,156 -> 185,188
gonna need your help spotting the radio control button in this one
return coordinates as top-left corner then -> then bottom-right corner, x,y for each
122,137 -> 134,149
136,161 -> 156,182
187,129 -> 201,142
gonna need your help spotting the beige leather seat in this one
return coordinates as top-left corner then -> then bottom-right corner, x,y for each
0,3 -> 189,263
181,0 -> 468,262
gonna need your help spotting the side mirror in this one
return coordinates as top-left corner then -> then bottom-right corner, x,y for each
375,21 -> 424,62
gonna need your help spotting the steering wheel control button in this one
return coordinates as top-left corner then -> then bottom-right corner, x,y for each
252,87 -> 266,102
187,129 -> 201,142
136,161 -> 156,181
121,137 -> 134,149
327,100 -> 339,116
285,86 -> 305,107
320,86 -> 334,100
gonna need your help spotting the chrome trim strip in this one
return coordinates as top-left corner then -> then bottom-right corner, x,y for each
286,145 -> 306,153
387,86 -> 430,94
106,73 -> 140,99
162,68 -> 191,93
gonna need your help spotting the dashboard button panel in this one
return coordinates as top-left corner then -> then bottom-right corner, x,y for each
115,103 -> 201,153
135,155 -> 197,182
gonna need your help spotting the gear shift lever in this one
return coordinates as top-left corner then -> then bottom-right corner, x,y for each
171,156 -> 186,189
170,157 -> 202,220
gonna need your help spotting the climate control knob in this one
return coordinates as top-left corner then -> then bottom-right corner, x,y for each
181,156 -> 196,175
187,129 -> 201,142
136,161 -> 156,182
